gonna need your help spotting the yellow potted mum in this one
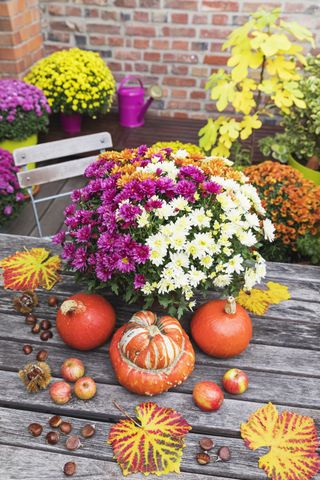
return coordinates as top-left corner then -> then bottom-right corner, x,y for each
25,48 -> 115,135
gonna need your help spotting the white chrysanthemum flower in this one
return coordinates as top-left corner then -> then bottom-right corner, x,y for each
213,273 -> 232,288
149,248 -> 166,266
188,267 -> 206,287
171,195 -> 189,211
263,218 -> 275,242
173,148 -> 189,159
141,282 -> 154,295
137,210 -> 150,228
255,259 -> 267,279
169,231 -> 187,251
200,255 -> 213,268
160,161 -> 179,180
169,252 -> 189,269
147,233 -> 167,250
191,232 -> 214,257
185,242 -> 197,257
244,268 -> 259,291
245,212 -> 260,229
155,202 -> 175,219
189,207 -> 211,229
157,278 -> 172,294
237,229 -> 257,247
235,192 -> 251,212
226,254 -> 244,274
217,192 -> 237,212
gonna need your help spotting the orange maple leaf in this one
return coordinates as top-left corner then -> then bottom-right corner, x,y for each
0,248 -> 61,291
241,402 -> 320,480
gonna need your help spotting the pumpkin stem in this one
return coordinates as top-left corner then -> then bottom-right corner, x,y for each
224,296 -> 237,315
60,299 -> 80,315
113,401 -> 141,428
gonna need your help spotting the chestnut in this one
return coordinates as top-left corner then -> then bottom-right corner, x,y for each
49,415 -> 62,428
80,424 -> 96,438
40,330 -> 53,341
40,319 -> 52,330
23,344 -> 33,355
31,324 -> 40,334
36,350 -> 48,362
63,461 -> 76,476
60,421 -> 72,434
65,435 -> 81,451
46,431 -> 60,445
25,314 -> 37,325
28,423 -> 43,437
48,295 -> 58,307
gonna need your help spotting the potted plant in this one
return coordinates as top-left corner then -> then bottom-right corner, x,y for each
0,79 -> 50,153
53,146 -> 275,318
198,8 -> 314,166
245,161 -> 320,264
259,54 -> 320,185
0,148 -> 26,228
25,48 -> 116,135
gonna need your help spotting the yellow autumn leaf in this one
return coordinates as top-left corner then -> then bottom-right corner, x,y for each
280,20 -> 315,47
252,8 -> 281,30
266,56 -> 300,81
259,78 -> 278,95
237,281 -> 291,315
240,114 -> 262,140
108,402 -> 191,476
199,117 -> 225,152
219,118 -> 241,141
222,20 -> 254,50
0,248 -> 61,291
211,142 -> 230,158
251,32 -> 291,57
241,403 -> 320,480
233,90 -> 256,115
210,81 -> 236,111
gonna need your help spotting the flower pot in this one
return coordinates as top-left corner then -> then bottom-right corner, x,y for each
60,113 -> 82,135
0,134 -> 37,170
288,155 -> 320,186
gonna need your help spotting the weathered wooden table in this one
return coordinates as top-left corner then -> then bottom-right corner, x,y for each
0,233 -> 319,480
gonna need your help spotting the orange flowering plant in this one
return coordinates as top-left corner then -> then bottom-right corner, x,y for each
245,161 -> 320,263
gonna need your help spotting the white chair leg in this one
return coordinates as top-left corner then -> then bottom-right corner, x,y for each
28,187 -> 43,237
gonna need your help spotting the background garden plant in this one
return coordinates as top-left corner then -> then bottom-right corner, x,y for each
260,54 -> 320,170
25,48 -> 115,118
0,149 -> 26,226
0,80 -> 50,142
245,161 -> 320,264
199,8 -> 314,165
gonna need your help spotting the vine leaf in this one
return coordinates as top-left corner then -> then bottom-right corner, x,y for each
108,402 -> 191,476
0,248 -> 61,290
241,402 -> 320,480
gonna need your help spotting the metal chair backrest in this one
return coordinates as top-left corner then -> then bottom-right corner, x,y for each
13,131 -> 112,237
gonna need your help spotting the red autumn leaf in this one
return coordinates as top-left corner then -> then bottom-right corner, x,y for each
241,402 -> 320,480
108,401 -> 191,476
0,248 -> 61,290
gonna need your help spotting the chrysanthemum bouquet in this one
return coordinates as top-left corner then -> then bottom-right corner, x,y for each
25,48 -> 115,117
0,80 -> 50,141
54,146 -> 275,317
0,149 -> 26,226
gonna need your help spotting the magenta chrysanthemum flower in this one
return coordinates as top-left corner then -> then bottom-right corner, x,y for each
134,274 -> 146,289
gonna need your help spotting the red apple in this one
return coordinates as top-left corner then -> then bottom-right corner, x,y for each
222,368 -> 249,394
74,376 -> 96,400
61,358 -> 85,383
193,381 -> 224,412
50,381 -> 72,404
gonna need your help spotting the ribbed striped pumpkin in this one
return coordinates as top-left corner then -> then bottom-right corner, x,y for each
109,311 -> 195,396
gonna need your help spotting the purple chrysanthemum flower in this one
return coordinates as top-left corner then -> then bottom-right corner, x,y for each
52,230 -> 66,245
134,274 -> 146,289
3,205 -> 13,216
202,181 -> 222,195
179,165 -> 206,183
132,244 -> 150,264
175,180 -> 197,201
116,256 -> 135,273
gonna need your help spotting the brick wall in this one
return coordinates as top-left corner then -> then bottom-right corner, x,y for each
0,0 -> 43,78
22,1 -> 320,117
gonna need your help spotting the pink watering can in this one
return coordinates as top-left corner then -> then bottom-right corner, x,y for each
117,75 -> 162,128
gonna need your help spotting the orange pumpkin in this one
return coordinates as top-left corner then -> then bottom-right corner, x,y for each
191,296 -> 252,358
109,310 -> 195,396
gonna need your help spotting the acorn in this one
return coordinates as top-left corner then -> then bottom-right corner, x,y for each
18,362 -> 51,393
